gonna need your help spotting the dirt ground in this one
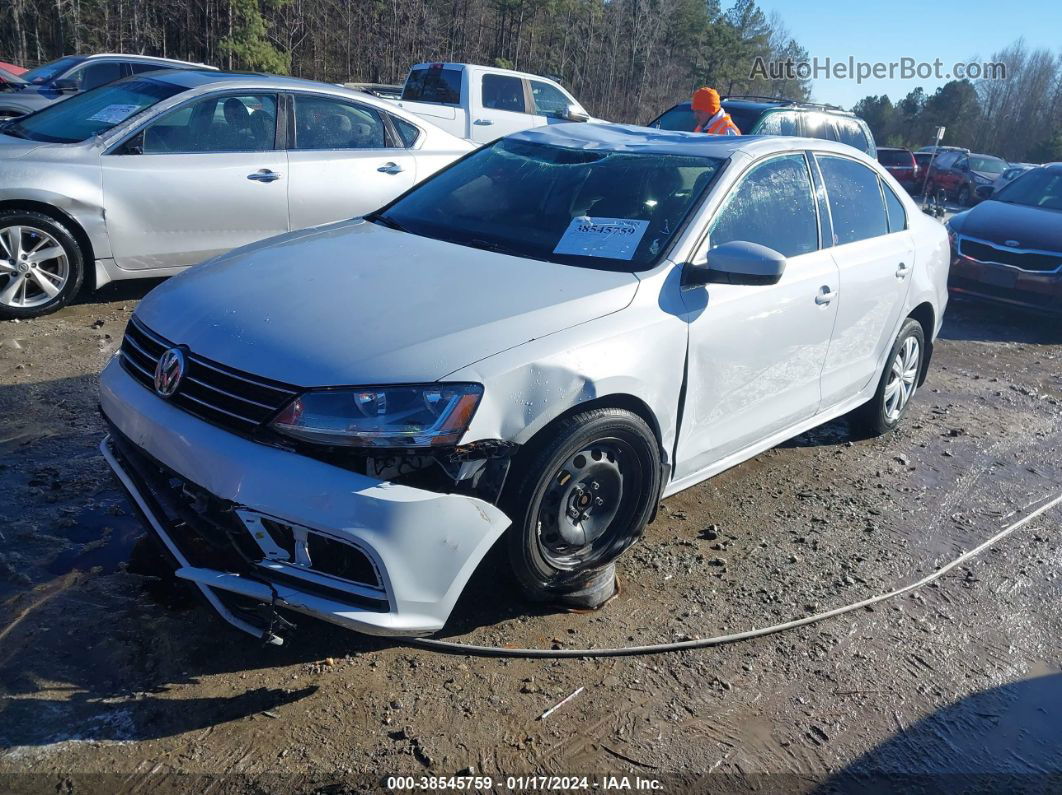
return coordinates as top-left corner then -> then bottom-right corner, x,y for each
1,279 -> 1061,794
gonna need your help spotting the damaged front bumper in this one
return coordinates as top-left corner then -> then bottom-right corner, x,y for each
99,358 -> 512,639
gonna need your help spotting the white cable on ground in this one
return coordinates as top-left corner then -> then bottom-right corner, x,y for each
406,490 -> 1062,659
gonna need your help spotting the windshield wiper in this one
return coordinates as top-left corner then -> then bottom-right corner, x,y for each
1,124 -> 26,140
367,212 -> 408,233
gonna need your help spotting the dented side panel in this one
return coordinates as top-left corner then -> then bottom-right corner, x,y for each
450,264 -> 689,466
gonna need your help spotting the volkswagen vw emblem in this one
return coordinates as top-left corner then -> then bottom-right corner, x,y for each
154,347 -> 186,398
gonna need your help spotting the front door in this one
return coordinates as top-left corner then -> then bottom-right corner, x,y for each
285,93 -> 417,229
814,154 -> 915,405
674,153 -> 839,481
103,92 -> 287,269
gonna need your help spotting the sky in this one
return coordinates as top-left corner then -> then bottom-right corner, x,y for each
754,0 -> 1062,109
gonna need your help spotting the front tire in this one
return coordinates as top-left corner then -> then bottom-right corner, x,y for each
853,318 -> 925,436
0,210 -> 85,320
503,408 -> 661,607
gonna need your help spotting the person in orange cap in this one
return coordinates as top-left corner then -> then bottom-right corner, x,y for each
691,87 -> 741,135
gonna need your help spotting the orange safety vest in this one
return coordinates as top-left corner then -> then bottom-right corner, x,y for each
695,113 -> 741,135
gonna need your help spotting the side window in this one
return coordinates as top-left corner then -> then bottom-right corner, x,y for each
954,156 -> 968,170
401,67 -> 462,105
837,120 -> 869,153
881,180 -> 907,233
708,154 -> 819,258
816,154 -> 889,245
529,79 -> 570,117
757,111 -> 801,136
128,62 -> 166,76
294,95 -> 388,150
140,94 -> 277,154
75,61 -> 124,91
481,74 -> 525,113
934,152 -> 956,169
390,115 -> 421,147
802,113 -> 832,142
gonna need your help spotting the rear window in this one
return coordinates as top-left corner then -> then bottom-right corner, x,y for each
401,66 -> 461,105
878,150 -> 912,167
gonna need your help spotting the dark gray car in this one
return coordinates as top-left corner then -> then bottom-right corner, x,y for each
0,53 -> 215,119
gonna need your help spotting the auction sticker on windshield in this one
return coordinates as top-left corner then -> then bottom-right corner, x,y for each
87,104 -> 141,124
553,217 -> 649,260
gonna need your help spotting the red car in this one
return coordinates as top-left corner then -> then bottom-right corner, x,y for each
0,62 -> 27,89
927,151 -> 1008,206
877,147 -> 920,193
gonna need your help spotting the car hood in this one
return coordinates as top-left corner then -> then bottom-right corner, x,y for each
135,220 -> 640,386
0,89 -> 53,114
0,133 -> 49,158
956,200 -> 1062,252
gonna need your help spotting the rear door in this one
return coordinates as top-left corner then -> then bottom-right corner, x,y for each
471,72 -> 530,143
102,91 -> 288,269
674,152 -> 840,479
814,153 -> 915,406
285,92 -> 417,229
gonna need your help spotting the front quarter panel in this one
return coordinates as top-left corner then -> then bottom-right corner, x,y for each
450,266 -> 687,467
0,146 -> 108,257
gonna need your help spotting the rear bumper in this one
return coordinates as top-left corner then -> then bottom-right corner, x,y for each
949,255 -> 1062,314
99,357 -> 511,638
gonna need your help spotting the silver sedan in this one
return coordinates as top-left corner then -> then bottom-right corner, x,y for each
0,70 -> 473,319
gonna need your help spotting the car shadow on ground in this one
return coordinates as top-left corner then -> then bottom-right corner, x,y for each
941,299 -> 1062,345
71,277 -> 167,309
817,672 -> 1062,793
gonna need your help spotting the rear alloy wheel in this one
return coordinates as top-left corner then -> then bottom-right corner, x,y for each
957,185 -> 972,206
504,408 -> 660,608
853,318 -> 925,436
0,211 -> 84,320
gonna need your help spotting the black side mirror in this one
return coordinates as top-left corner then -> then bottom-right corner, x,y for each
52,77 -> 79,92
975,185 -> 994,200
683,241 -> 787,288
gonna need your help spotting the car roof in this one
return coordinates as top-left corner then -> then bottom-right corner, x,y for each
83,53 -> 215,69
141,69 -> 352,92
507,122 -> 875,161
667,99 -> 859,118
877,147 -> 911,153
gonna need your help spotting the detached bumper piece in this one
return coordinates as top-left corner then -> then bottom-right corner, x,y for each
102,428 -> 390,644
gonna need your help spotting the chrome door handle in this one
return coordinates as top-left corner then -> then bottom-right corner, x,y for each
473,118 -> 494,126
896,261 -> 911,278
377,162 -> 404,175
815,286 -> 836,305
247,169 -> 281,182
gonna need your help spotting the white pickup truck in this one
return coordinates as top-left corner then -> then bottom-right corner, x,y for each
390,62 -> 592,144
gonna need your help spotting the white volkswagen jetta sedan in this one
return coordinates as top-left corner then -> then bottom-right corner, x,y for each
99,124 -> 949,640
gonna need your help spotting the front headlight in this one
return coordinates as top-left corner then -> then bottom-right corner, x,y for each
270,383 -> 483,448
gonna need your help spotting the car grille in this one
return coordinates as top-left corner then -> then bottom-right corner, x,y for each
120,316 -> 300,433
959,238 -> 1062,273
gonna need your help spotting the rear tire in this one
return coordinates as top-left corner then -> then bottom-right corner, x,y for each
957,185 -> 972,207
852,318 -> 925,437
0,210 -> 85,320
502,408 -> 660,607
